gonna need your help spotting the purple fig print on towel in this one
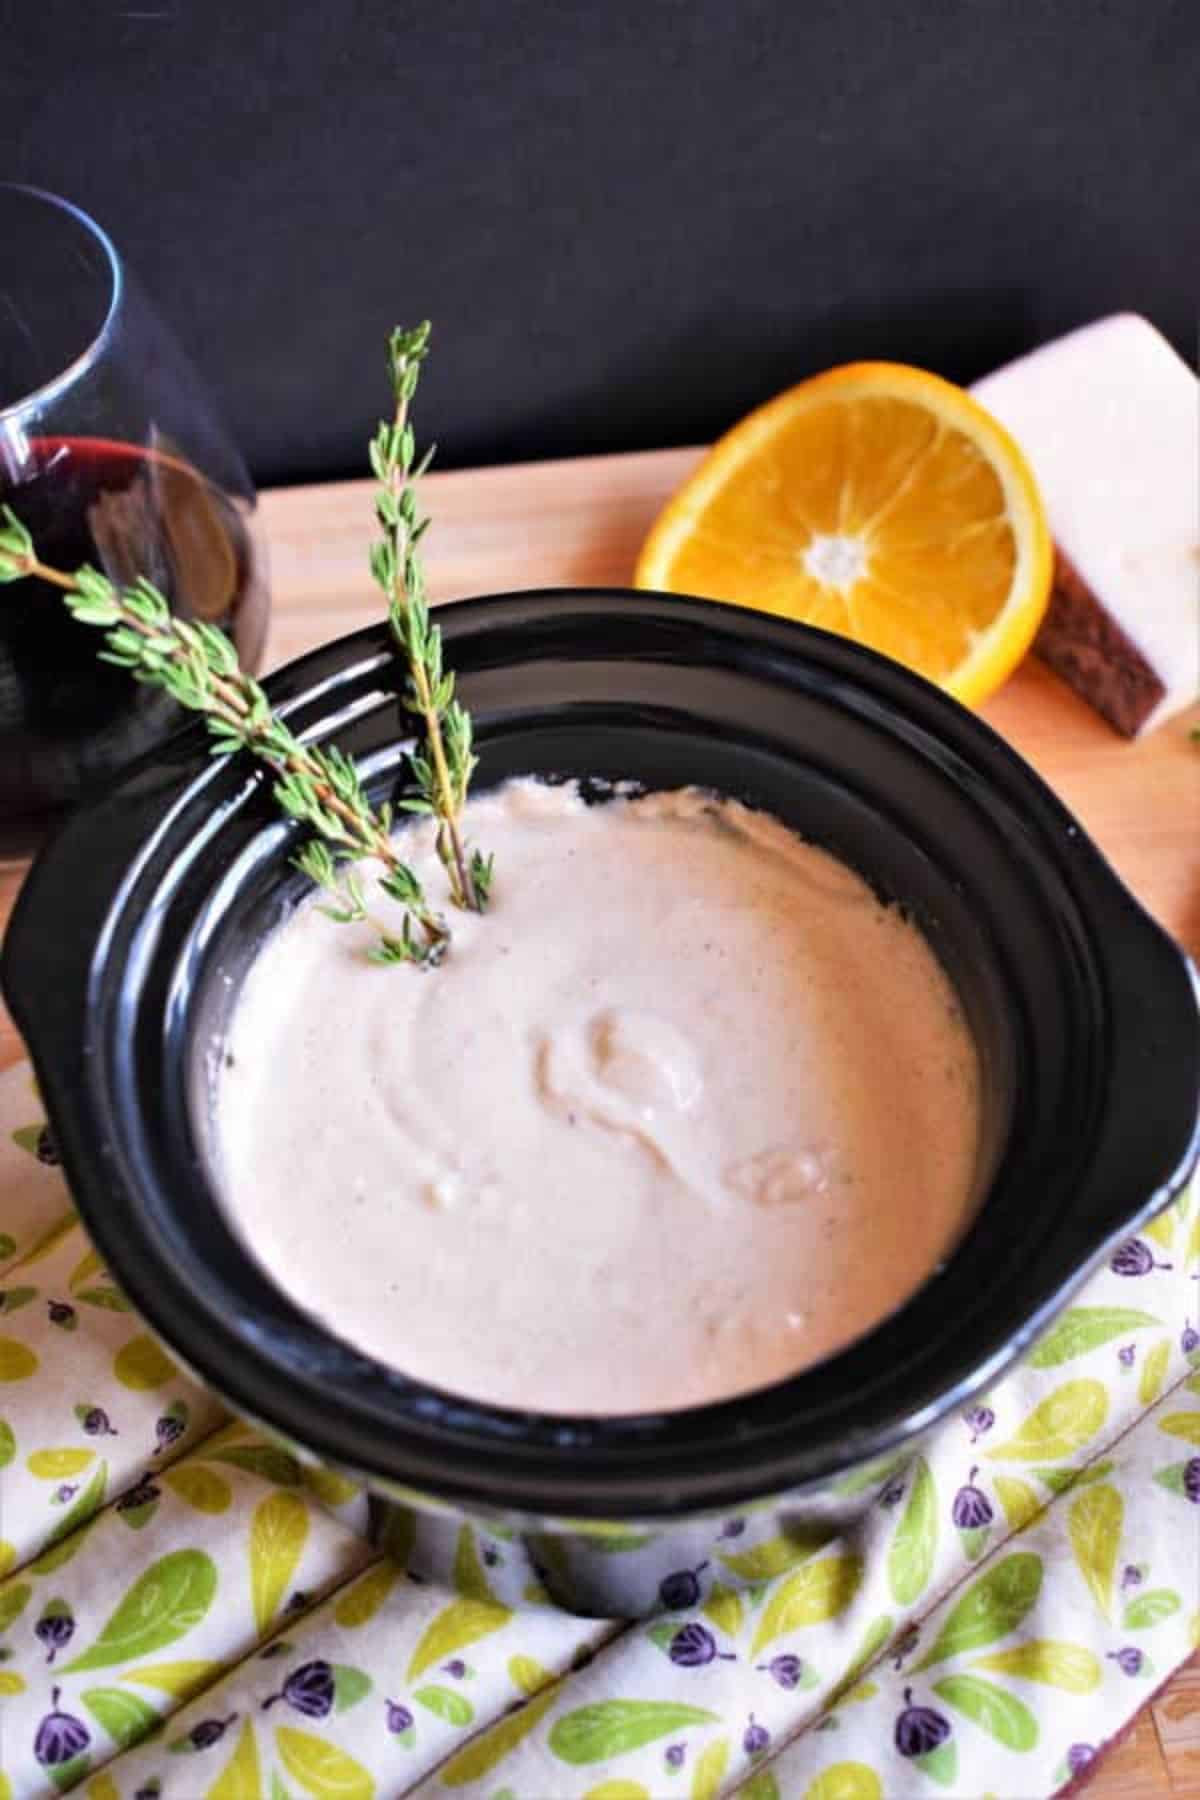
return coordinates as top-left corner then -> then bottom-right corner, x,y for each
34,1687 -> 90,1767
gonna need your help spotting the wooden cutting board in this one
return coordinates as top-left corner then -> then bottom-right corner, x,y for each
0,447 -> 1196,1793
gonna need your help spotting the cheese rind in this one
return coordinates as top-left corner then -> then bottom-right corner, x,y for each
972,314 -> 1198,735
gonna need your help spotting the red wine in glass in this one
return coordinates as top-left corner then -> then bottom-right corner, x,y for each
0,186 -> 270,858
0,436 -> 268,852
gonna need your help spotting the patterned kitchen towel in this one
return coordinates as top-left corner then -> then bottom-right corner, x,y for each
0,1058 -> 1196,1797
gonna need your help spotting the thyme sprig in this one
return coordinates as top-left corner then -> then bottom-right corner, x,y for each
0,509 -> 448,966
0,322 -> 494,966
372,323 -> 492,911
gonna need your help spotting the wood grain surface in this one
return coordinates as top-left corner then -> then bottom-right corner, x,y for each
0,447 -> 1196,1792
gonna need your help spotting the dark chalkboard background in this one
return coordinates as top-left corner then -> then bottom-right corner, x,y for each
5,1 -> 1196,486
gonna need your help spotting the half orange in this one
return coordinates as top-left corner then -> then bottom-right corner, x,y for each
635,362 -> 1053,707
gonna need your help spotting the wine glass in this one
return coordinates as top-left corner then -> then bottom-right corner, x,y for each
0,184 -> 270,858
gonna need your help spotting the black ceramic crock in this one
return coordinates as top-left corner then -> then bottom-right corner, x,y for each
4,591 -> 1198,1616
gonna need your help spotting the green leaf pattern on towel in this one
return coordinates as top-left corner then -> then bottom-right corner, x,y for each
751,1555 -> 864,1657
720,1529 -> 834,1582
1067,1484 -> 1123,1620
1028,1308 -> 1160,1367
250,1492 -> 311,1634
81,1682 -> 163,1749
913,1553 -> 1043,1670
888,1458 -> 937,1605
986,1381 -> 1108,1461
438,1683 -> 562,1785
969,1640 -> 1101,1691
63,1550 -> 219,1670
415,1682 -> 475,1726
275,1726 -> 374,1799
803,1765 -> 880,1800
1124,1589 -> 1181,1631
549,1700 -> 721,1764
933,1672 -> 1039,1750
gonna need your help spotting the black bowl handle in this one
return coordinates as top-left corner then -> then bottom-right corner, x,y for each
2,731 -> 216,1102
1077,862 -> 1200,1244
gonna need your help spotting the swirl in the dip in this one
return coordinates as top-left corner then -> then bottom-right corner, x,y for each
217,781 -> 979,1413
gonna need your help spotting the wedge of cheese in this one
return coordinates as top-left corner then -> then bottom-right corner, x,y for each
972,314 -> 1197,735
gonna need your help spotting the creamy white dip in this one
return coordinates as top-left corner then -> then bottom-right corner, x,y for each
217,781 -> 979,1413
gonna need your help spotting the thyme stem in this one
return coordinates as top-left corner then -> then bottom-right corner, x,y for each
371,323 -> 493,913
